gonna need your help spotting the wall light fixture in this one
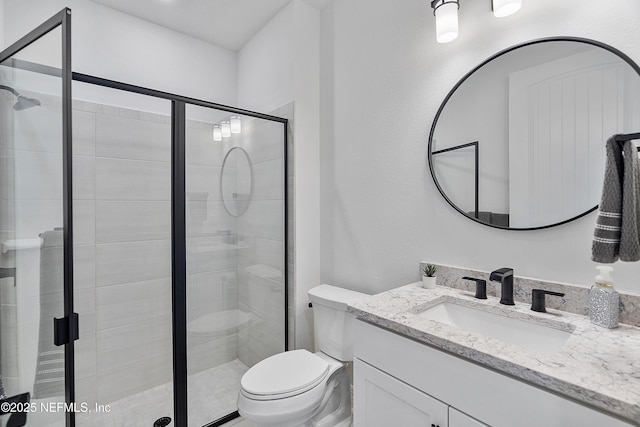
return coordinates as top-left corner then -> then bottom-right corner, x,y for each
221,121 -> 231,138
230,115 -> 242,134
492,0 -> 521,17
430,0 -> 522,43
431,0 -> 459,44
213,124 -> 222,142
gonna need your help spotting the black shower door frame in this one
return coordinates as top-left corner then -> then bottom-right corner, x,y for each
70,74 -> 290,427
1,8 -> 289,427
0,8 -> 77,427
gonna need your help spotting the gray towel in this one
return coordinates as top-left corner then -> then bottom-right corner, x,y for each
620,140 -> 640,261
592,137 -> 640,262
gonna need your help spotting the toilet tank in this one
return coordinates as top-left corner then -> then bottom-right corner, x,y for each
308,284 -> 369,362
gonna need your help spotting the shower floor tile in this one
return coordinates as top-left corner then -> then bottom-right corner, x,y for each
47,359 -> 249,427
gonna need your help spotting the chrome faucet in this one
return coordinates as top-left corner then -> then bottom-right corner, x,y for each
489,268 -> 514,305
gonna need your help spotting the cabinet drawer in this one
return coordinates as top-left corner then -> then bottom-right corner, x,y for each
354,358 -> 448,427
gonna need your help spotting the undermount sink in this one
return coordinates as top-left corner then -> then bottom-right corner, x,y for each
416,301 -> 573,355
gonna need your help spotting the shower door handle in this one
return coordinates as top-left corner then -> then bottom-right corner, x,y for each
0,392 -> 31,427
54,312 -> 79,346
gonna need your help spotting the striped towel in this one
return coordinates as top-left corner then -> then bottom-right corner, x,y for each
620,139 -> 640,261
592,137 -> 640,262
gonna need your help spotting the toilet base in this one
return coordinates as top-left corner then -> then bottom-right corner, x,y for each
242,366 -> 352,427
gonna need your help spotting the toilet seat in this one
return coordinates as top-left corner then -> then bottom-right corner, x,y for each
240,350 -> 330,401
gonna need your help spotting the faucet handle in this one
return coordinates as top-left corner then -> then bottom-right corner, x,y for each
462,276 -> 487,299
531,289 -> 565,313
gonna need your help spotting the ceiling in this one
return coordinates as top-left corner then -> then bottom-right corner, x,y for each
90,0 -> 333,51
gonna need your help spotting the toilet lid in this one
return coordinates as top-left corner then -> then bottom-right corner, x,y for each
241,349 -> 330,398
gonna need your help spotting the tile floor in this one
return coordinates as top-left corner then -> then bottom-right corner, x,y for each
46,359 -> 249,427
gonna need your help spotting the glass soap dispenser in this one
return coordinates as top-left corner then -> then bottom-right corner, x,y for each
589,266 -> 619,329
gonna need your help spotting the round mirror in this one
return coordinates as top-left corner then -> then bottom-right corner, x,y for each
428,37 -> 640,230
220,147 -> 253,217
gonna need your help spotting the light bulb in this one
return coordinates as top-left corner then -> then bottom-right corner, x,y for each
434,1 -> 459,44
492,0 -> 521,18
230,116 -> 242,134
213,125 -> 222,142
221,121 -> 231,138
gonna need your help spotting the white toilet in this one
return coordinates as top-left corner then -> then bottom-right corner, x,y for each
237,284 -> 368,427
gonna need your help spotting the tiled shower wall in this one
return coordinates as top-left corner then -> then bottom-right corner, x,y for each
236,103 -> 293,367
71,99 -> 174,406
185,116 -> 239,375
72,98 -> 293,406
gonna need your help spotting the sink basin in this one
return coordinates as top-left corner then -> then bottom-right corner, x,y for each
416,301 -> 573,355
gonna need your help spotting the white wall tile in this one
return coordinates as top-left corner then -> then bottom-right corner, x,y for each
95,114 -> 170,163
96,157 -> 170,201
96,354 -> 172,404
75,288 -> 96,336
72,109 -> 96,156
14,150 -> 62,200
239,120 -> 285,165
75,332 -> 96,380
73,155 -> 95,200
188,236 -> 237,273
95,201 -> 170,243
187,335 -> 237,374
238,200 -> 284,241
15,199 -> 62,239
187,164 -> 222,200
96,316 -> 171,376
95,240 -> 171,286
187,201 -> 236,238
95,278 -> 171,330
244,158 -> 284,201
73,200 -> 95,245
74,244 -> 95,290
186,126 -> 225,167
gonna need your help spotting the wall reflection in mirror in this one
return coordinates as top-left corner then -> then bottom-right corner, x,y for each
429,38 -> 640,230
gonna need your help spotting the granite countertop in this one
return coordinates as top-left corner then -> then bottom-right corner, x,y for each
348,283 -> 640,424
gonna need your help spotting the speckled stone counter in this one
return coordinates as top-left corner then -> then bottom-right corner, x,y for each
349,284 -> 640,425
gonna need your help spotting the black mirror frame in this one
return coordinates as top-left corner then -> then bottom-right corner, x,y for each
428,36 -> 640,231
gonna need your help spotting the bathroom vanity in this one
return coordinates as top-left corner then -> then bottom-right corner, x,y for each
349,284 -> 640,427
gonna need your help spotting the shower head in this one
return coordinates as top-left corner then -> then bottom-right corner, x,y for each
0,84 -> 41,111
13,95 -> 41,111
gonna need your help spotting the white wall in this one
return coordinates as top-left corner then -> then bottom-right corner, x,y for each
237,2 -> 295,112
319,0 -> 640,295
3,0 -> 237,106
0,0 -> 5,49
238,0 -> 321,351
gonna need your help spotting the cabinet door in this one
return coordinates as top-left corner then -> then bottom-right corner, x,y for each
354,358 -> 448,427
450,408 -> 489,427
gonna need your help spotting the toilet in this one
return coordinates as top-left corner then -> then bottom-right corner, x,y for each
237,284 -> 368,427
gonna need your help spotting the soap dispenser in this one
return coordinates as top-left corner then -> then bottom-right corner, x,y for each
589,266 -> 619,329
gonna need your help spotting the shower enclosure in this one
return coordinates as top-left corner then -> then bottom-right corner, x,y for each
0,9 -> 289,427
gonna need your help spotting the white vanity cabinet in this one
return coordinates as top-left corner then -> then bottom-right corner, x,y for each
353,320 -> 635,427
354,359 -> 448,427
449,408 -> 489,427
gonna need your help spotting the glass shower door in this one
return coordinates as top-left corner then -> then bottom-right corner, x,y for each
0,9 -> 73,427
185,104 -> 286,426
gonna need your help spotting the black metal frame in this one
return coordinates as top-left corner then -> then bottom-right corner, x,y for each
432,141 -> 479,219
1,10 -> 290,426
427,36 -> 640,231
1,7 -> 77,426
72,75 -> 289,427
